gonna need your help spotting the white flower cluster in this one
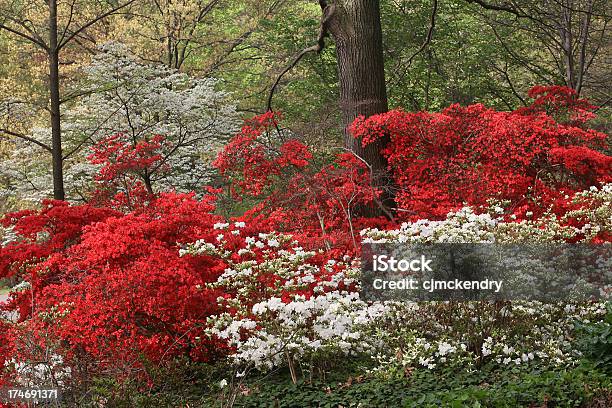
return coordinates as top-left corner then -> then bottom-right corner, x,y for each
8,354 -> 71,387
181,188 -> 611,377
10,281 -> 31,293
209,292 -> 389,369
361,207 -> 498,243
0,224 -> 18,247
362,184 -> 612,244
372,300 -> 607,374
182,229 -> 389,369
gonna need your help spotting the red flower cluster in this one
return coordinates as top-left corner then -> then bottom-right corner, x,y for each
0,200 -> 120,288
87,134 -> 169,209
214,115 -> 387,255
88,134 -> 165,182
351,86 -> 610,220
214,111 -> 313,197
515,85 -> 597,126
0,193 -> 235,384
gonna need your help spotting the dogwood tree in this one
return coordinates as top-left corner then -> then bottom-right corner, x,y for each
67,42 -> 240,194
0,42 -> 240,203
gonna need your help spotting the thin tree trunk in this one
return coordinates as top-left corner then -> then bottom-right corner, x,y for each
48,0 -> 65,200
143,171 -> 154,195
561,2 -> 575,89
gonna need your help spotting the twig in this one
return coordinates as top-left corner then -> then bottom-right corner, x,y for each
266,1 -> 333,111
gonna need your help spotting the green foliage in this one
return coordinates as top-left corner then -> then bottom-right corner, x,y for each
382,0 -> 533,111
67,357 -> 611,407
235,362 -> 611,408
76,359 -> 234,408
577,302 -> 612,373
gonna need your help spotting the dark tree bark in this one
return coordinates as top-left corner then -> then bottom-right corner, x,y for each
325,0 -> 395,214
48,0 -> 65,200
325,1 -> 388,159
268,0 -> 395,216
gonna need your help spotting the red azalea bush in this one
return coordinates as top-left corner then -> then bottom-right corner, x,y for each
87,133 -> 169,210
0,201 -> 120,279
214,111 -> 389,255
0,193 -> 260,386
32,193 -> 226,361
88,134 -> 165,183
213,111 -> 312,197
514,85 -> 597,126
351,86 -> 610,221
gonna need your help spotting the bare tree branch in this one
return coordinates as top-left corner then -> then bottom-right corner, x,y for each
405,0 -> 438,67
58,0 -> 139,50
0,128 -> 53,152
463,0 -> 522,17
267,1 -> 333,111
0,22 -> 48,49
58,0 -> 79,46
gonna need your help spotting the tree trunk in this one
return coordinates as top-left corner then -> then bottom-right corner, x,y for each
48,0 -> 65,200
326,0 -> 394,213
143,171 -> 154,195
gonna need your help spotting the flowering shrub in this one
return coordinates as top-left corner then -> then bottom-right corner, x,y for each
370,301 -> 608,375
176,198 -> 610,387
86,133 -> 166,209
0,193 -> 234,387
215,112 -> 387,255
362,185 -> 611,244
0,201 -> 120,318
514,85 -> 597,126
181,231 -> 387,376
351,86 -> 610,221
214,112 -> 310,197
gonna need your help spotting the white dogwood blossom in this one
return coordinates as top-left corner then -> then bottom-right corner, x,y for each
0,42 -> 240,203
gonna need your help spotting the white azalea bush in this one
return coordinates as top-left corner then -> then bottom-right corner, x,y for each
181,231 -> 390,375
178,186 -> 610,385
370,300 -> 607,377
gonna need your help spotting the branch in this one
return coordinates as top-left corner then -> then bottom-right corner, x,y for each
463,0 -> 522,17
58,0 -> 139,50
490,62 -> 526,105
58,0 -> 79,46
267,1 -> 333,111
342,148 -> 396,222
405,0 -> 438,67
0,23 -> 48,50
60,86 -> 103,105
593,96 -> 611,113
0,128 -> 52,152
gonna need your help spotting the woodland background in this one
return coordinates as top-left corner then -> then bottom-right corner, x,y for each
0,0 -> 610,210
0,1 -> 611,407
